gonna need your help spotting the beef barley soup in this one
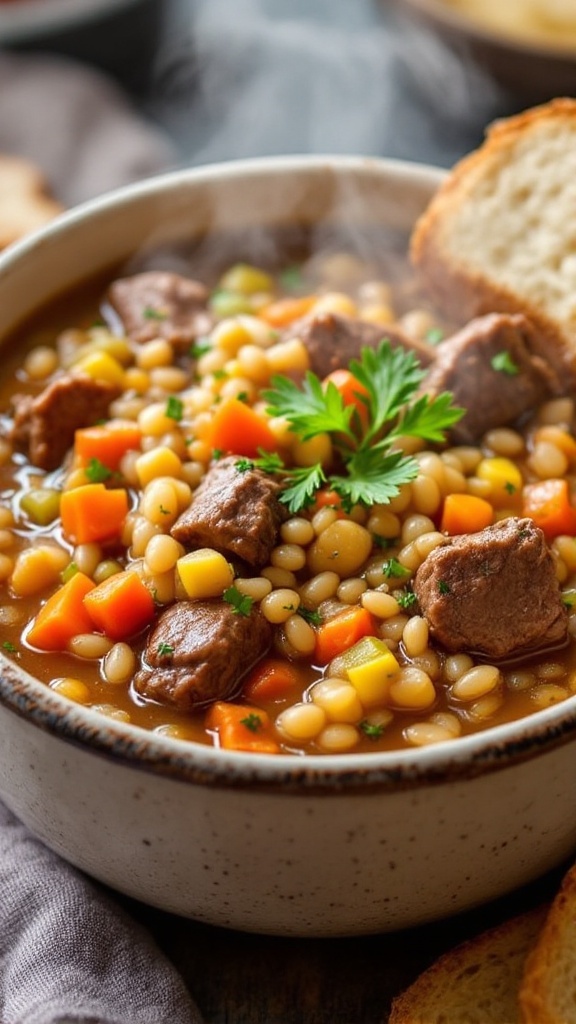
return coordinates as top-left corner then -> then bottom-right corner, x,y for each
2,241 -> 576,756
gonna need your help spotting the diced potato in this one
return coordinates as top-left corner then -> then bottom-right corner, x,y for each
476,457 -> 523,507
135,447 -> 183,487
176,548 -> 234,599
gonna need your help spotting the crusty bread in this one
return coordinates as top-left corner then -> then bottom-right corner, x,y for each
0,153 -> 62,249
410,98 -> 576,384
519,863 -> 576,1022
388,905 -> 547,1024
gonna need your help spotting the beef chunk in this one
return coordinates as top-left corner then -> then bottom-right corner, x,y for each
413,517 -> 568,661
171,456 -> 288,568
106,271 -> 213,350
423,313 -> 558,444
134,600 -> 272,711
10,373 -> 121,471
281,311 -> 434,378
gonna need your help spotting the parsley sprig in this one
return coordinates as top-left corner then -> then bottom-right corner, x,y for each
262,341 -> 463,513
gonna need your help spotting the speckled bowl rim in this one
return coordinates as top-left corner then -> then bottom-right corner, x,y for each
397,0 -> 576,60
2,153 -> 576,794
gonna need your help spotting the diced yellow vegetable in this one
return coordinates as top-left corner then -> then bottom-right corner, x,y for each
10,544 -> 70,597
476,457 -> 523,507
342,636 -> 400,706
219,263 -> 274,295
71,349 -> 125,386
135,446 -> 183,488
176,549 -> 234,599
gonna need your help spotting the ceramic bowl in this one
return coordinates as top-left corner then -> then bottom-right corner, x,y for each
2,156 -> 576,938
390,0 -> 576,104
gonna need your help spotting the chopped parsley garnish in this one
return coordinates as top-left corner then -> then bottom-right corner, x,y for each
297,606 -> 322,626
504,481 -> 517,495
157,642 -> 174,657
165,396 -> 184,422
234,458 -> 254,473
2,641 -> 18,655
85,457 -> 113,483
360,720 -> 385,740
396,590 -> 418,609
425,327 -> 445,345
437,580 -> 451,595
263,340 -> 463,513
189,338 -> 212,359
143,306 -> 168,321
223,586 -> 254,616
491,351 -> 520,376
382,558 -> 410,580
241,712 -> 263,732
279,265 -> 303,291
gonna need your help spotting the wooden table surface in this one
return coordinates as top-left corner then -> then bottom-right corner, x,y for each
126,860 -> 567,1023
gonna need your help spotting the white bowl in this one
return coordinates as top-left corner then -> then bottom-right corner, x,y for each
1,156 -> 576,937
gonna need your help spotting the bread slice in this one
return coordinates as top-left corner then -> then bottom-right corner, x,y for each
519,863 -> 576,1022
0,153 -> 62,249
388,905 -> 547,1024
410,98 -> 576,384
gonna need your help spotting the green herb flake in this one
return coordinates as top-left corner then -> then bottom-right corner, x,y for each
396,590 -> 418,609
360,720 -> 385,740
189,338 -> 212,359
165,396 -> 184,422
61,561 -> 80,583
157,641 -> 174,657
2,641 -> 18,655
223,586 -> 254,616
85,457 -> 113,483
297,607 -> 322,626
234,458 -> 254,473
437,580 -> 451,595
504,481 -> 517,495
143,306 -> 168,321
382,558 -> 410,580
425,327 -> 445,345
279,265 -> 303,291
491,351 -> 520,376
241,712 -> 263,733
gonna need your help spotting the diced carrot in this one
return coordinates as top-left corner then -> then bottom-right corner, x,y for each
259,295 -> 317,328
440,493 -> 494,535
314,606 -> 377,665
205,701 -> 281,753
60,483 -> 129,544
522,478 -> 576,541
74,421 -> 142,472
83,570 -> 156,641
206,397 -> 277,457
26,571 -> 96,651
242,658 -> 304,703
322,368 -> 369,430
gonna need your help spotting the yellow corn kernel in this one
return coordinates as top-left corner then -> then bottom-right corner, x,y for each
344,637 -> 400,706
71,349 -> 126,386
135,447 -> 183,487
211,318 -> 253,356
176,549 -> 234,599
475,457 -> 523,507
219,263 -> 274,295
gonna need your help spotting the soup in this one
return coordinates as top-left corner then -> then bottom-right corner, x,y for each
1,239 -> 575,755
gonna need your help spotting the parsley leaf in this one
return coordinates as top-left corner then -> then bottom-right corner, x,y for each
263,340 -> 463,513
157,641 -> 174,657
382,558 -> 410,580
241,713 -> 262,732
491,351 -> 519,376
85,457 -> 113,483
223,586 -> 254,616
165,396 -> 184,422
297,606 -> 322,626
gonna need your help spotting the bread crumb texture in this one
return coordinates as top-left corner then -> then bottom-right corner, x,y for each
0,153 -> 62,249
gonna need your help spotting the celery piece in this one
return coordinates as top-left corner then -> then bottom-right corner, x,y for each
20,488 -> 61,526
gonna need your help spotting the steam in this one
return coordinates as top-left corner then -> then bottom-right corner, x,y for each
152,0 -> 510,171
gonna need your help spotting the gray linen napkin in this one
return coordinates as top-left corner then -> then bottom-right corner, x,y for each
0,802 -> 203,1024
0,51 -> 203,1024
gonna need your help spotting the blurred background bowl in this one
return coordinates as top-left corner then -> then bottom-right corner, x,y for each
389,0 -> 576,105
0,0 -> 165,93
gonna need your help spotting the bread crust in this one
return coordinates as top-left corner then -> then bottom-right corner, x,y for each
410,98 -> 576,383
0,153 -> 62,249
519,863 -> 576,1023
389,906 -> 547,1024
